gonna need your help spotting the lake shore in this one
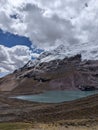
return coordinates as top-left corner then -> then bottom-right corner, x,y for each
0,92 -> 98,128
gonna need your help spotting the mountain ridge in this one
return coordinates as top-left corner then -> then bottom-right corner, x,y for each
1,51 -> 98,94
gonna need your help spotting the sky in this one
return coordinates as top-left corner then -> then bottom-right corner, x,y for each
0,30 -> 42,72
0,29 -> 31,47
0,0 -> 98,72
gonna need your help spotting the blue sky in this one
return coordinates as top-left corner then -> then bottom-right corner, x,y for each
0,29 -> 43,54
0,29 -> 31,48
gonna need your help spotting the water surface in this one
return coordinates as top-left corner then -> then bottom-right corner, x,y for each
14,90 -> 98,103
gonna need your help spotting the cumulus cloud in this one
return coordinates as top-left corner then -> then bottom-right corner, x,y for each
0,45 -> 39,72
0,1 -> 78,49
0,0 -> 98,56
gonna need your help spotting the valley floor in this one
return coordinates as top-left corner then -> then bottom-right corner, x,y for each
0,92 -> 98,130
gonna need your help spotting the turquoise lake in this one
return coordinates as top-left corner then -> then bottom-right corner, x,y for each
13,90 -> 98,103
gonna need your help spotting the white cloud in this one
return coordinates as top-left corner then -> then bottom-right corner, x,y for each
0,0 -> 98,58
73,0 -> 98,42
0,1 -> 78,49
0,0 -> 79,49
0,45 -> 38,72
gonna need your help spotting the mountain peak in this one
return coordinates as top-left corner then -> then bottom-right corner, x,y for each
54,44 -> 66,52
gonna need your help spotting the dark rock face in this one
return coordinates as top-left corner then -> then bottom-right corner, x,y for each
78,85 -> 96,91
67,54 -> 81,62
1,54 -> 98,94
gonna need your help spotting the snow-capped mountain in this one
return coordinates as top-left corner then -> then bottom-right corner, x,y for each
38,44 -> 67,62
38,41 -> 98,60
24,44 -> 70,68
24,41 -> 98,69
1,47 -> 98,93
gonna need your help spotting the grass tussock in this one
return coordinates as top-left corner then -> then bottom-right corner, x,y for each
0,122 -> 33,130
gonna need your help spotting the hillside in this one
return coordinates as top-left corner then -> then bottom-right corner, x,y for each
0,53 -> 98,94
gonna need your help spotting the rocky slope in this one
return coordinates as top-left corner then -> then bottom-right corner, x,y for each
0,51 -> 98,94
